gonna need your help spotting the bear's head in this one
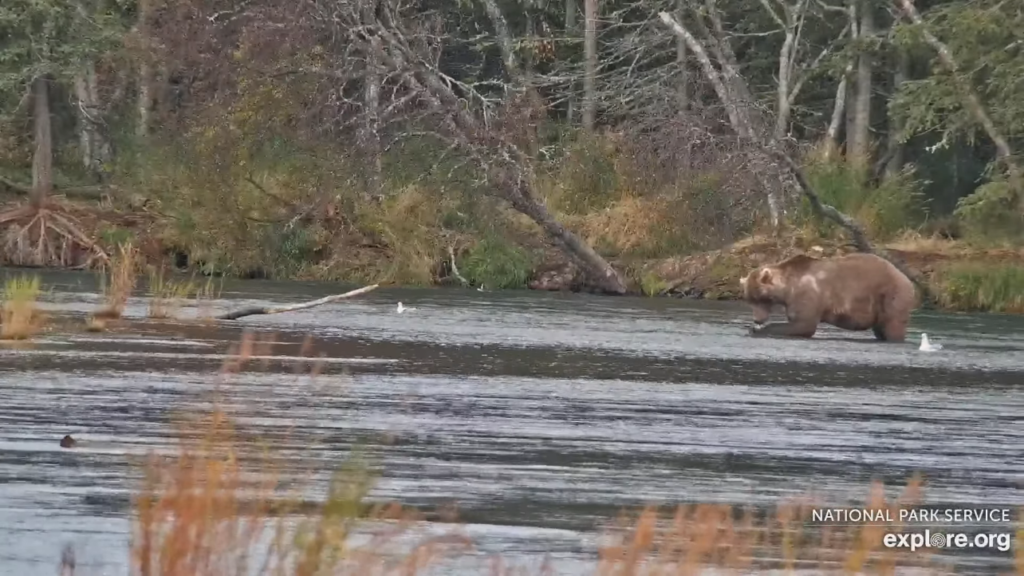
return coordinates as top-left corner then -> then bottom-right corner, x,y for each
740,266 -> 786,324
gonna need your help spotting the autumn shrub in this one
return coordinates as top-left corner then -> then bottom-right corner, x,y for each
596,478 -> 934,574
114,127 -> 486,285
570,195 -> 682,258
111,127 -> 339,279
131,408 -> 469,576
334,184 -> 452,286
932,262 -> 1024,313
111,121 -> 784,287
540,129 -> 749,260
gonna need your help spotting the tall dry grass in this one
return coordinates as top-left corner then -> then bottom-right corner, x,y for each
96,242 -> 141,319
146,270 -> 209,319
128,332 -> 474,576
594,479 -> 940,576
0,274 -> 45,340
193,275 -> 225,322
57,331 -> 1022,575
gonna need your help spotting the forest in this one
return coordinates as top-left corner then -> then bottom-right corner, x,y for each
1,0 -> 1023,311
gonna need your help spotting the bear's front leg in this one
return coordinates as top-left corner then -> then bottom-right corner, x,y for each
749,319 -> 818,339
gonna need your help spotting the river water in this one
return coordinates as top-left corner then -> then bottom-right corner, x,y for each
0,269 -> 1022,575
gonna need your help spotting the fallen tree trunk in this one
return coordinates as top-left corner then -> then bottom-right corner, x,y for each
217,284 -> 379,320
509,185 -> 627,294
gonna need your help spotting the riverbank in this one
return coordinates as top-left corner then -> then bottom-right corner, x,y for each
2,197 -> 1024,315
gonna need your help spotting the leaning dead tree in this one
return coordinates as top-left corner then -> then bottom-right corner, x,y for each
239,0 -> 627,294
654,0 -> 851,227
769,144 -> 932,301
548,0 -> 850,229
627,0 -> 926,296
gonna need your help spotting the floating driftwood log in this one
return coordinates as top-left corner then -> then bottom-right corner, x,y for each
216,284 -> 380,320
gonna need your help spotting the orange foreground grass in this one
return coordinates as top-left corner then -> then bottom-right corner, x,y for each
62,332 -> 1024,575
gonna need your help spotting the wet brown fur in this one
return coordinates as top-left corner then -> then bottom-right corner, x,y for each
740,252 -> 917,342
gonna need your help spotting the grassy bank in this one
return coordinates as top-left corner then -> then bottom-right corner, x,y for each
932,263 -> 1024,314
4,131 -> 1024,314
49,332 -> 1018,576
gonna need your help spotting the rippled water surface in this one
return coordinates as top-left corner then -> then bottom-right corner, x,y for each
1,269 -> 1022,574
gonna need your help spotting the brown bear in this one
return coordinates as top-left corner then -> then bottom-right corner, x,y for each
740,252 -> 917,341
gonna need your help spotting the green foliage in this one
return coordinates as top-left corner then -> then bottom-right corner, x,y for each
459,234 -> 535,290
891,0 -> 1024,181
934,263 -> 1024,313
952,181 -> 1024,243
637,271 -> 669,297
0,0 -> 126,90
2,273 -> 41,303
382,134 -> 482,195
799,158 -> 927,240
113,127 -> 337,279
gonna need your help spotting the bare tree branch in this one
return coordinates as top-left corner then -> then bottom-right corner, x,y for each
218,284 -> 380,320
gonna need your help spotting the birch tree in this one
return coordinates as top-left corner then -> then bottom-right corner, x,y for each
848,0 -> 874,168
655,0 -> 849,227
582,0 -> 599,130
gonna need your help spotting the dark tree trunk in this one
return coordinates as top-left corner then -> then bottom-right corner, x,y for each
31,76 -> 53,209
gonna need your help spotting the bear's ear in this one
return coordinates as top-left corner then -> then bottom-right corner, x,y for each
758,267 -> 773,285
